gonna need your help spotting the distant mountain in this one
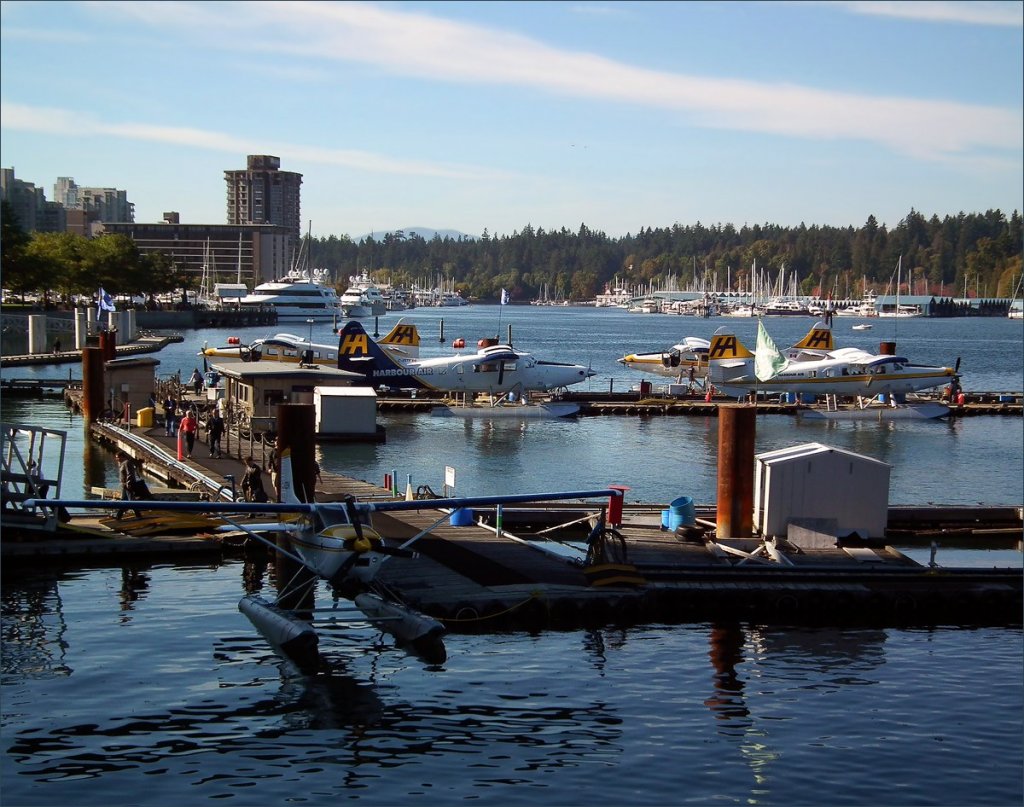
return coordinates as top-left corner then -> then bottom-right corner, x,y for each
361,227 -> 476,241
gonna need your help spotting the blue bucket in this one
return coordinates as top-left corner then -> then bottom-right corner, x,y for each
661,509 -> 670,530
667,495 -> 696,530
449,508 -> 474,527
782,392 -> 797,404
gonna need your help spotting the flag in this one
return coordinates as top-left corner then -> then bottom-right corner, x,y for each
500,289 -> 510,305
754,319 -> 787,382
98,288 -> 116,313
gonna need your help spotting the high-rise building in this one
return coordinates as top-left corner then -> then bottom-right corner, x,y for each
1,168 -> 65,232
225,155 -> 302,239
53,177 -> 134,223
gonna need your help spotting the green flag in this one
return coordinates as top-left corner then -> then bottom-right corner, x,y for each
755,319 -> 787,381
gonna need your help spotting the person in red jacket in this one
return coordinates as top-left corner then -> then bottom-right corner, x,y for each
179,410 -> 199,459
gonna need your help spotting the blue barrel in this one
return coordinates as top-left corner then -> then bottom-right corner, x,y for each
999,394 -> 1015,403
661,509 -> 670,530
667,496 -> 696,530
449,508 -> 474,527
878,393 -> 888,404
782,392 -> 796,404
799,393 -> 816,404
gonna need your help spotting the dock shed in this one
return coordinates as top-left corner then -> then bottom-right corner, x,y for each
315,386 -> 385,442
754,442 -> 891,539
209,361 -> 363,430
106,356 -> 159,416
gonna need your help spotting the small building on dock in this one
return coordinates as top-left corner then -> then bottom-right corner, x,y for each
210,361 -> 367,433
106,356 -> 160,416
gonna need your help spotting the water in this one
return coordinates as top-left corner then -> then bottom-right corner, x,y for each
2,308 -> 1022,805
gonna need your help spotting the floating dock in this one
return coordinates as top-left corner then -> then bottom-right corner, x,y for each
3,419 -> 1020,630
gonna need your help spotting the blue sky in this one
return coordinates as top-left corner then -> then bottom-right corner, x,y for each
1,1 -> 1021,239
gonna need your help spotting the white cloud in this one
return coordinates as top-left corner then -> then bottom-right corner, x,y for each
88,0 -> 1022,163
0,102 -> 514,181
836,1 -> 1024,27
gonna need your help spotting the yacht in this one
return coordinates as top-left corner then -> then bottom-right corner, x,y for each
237,269 -> 341,322
340,273 -> 388,318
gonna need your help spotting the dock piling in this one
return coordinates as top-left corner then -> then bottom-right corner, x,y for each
716,405 -> 755,539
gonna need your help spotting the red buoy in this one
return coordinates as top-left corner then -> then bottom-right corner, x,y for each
453,338 -> 466,349
227,336 -> 240,345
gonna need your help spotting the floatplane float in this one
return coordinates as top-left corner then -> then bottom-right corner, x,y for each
707,320 -> 958,420
25,450 -> 622,670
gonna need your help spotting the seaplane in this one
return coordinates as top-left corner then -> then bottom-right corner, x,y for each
200,319 -> 421,366
707,321 -> 957,410
335,320 -> 596,395
616,321 -> 837,381
24,450 -> 623,671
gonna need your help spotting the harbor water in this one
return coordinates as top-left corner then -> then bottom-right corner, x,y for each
2,307 -> 1022,805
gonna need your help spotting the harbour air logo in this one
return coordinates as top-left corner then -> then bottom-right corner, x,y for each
805,329 -> 832,350
389,324 -> 419,346
709,335 -> 740,359
339,332 -> 370,355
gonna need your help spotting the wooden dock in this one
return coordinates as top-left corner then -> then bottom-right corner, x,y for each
0,334 -> 184,369
3,419 -> 1020,630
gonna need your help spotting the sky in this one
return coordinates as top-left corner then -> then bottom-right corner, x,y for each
1,0 -> 1021,240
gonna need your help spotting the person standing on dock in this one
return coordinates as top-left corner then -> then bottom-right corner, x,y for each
189,367 -> 204,396
163,395 -> 178,437
207,410 -> 224,458
52,336 -> 61,355
241,456 -> 269,502
116,452 -> 144,520
179,409 -> 198,459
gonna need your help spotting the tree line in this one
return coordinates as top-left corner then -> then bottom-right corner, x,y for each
314,209 -> 1022,302
2,201 -> 1021,304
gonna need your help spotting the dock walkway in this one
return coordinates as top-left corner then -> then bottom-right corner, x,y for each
3,418 -> 1020,629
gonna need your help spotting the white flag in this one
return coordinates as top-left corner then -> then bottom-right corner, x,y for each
500,289 -> 510,305
98,288 -> 116,313
754,319 -> 787,382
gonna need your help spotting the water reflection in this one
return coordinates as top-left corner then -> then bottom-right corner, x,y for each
1,572 -> 72,681
117,566 -> 151,622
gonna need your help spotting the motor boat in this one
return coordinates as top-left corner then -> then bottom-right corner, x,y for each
237,269 -> 341,322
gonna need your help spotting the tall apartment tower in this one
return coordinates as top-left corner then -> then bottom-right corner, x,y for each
225,155 -> 302,240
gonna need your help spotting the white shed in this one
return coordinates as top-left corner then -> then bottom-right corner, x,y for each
314,386 -> 384,442
754,442 -> 890,539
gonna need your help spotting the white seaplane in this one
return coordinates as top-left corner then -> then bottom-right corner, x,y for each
707,321 -> 957,418
336,320 -> 595,395
201,319 -> 421,366
25,453 -> 621,670
617,321 -> 838,381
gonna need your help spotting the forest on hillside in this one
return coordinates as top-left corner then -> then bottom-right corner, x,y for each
311,209 -> 1022,302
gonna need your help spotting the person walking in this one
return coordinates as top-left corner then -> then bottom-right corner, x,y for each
116,452 -> 144,520
163,395 -> 178,437
179,409 -> 199,459
52,336 -> 62,355
207,410 -> 225,458
241,456 -> 269,502
189,367 -> 204,396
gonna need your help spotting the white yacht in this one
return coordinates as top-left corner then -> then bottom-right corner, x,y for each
237,269 -> 341,322
340,274 -> 388,318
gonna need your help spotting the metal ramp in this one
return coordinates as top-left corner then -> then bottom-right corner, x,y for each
1,423 -> 67,529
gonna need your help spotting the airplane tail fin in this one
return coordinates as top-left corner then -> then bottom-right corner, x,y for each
337,320 -> 415,386
789,321 -> 834,353
708,329 -> 756,362
378,319 -> 421,359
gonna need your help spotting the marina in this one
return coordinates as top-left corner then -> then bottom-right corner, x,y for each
2,306 -> 1021,807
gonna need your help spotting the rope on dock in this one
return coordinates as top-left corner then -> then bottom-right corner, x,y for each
441,591 -> 543,624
